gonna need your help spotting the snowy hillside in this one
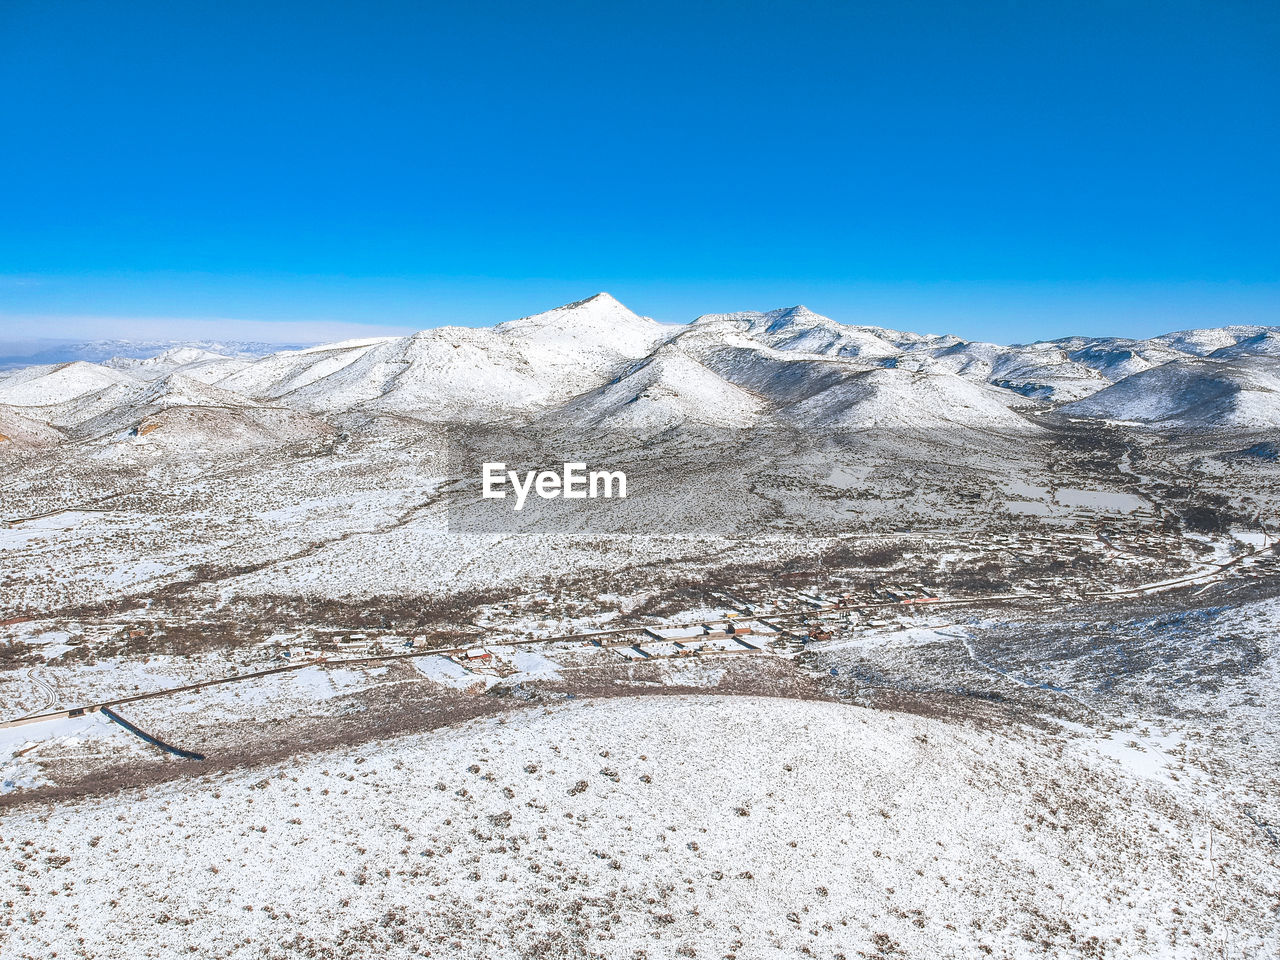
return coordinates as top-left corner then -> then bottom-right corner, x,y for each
783,366 -> 1040,434
5,694 -> 1274,959
556,343 -> 767,434
1059,357 -> 1280,429
0,407 -> 64,448
690,304 -> 910,360
212,293 -> 670,421
0,360 -> 138,408
1,296 -> 1277,447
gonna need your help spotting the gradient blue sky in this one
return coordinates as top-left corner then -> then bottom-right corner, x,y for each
2,0 -> 1277,343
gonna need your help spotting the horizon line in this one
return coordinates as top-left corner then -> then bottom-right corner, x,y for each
2,292 -> 1278,358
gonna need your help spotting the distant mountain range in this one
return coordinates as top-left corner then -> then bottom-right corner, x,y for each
0,293 -> 1277,451
0,339 -> 308,371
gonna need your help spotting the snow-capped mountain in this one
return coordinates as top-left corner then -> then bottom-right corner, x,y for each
0,294 -> 1276,452
213,294 -> 671,421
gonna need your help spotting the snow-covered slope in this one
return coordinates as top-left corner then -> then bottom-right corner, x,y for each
212,337 -> 393,401
554,344 -> 767,434
0,361 -> 139,408
671,319 -> 1039,435
0,356 -> 330,450
1210,329 -> 1280,360
4,695 -> 1270,960
0,362 -> 145,429
1149,324 -> 1277,357
71,373 -> 262,437
495,291 -> 671,358
785,366 -> 1040,434
78,373 -> 334,452
691,305 -> 910,360
214,293 -> 671,421
135,372 -> 260,410
1058,357 -> 1280,429
0,407 -> 65,450
111,404 -> 335,453
911,341 -> 1104,401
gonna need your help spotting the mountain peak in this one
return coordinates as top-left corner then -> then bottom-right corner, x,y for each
760,304 -> 834,334
571,292 -> 621,308
503,292 -> 651,332
515,292 -> 627,318
485,293 -> 666,362
544,292 -> 636,318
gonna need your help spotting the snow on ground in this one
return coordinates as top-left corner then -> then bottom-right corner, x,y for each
409,654 -> 495,690
815,624 -> 959,654
501,649 -> 562,678
1052,488 -> 1150,513
651,659 -> 728,687
161,665 -> 390,721
5,627 -> 75,661
1072,724 -> 1187,791
0,510 -> 96,542
1003,486 -> 1150,520
0,656 -> 220,717
0,712 -> 138,794
2,695 -> 1272,959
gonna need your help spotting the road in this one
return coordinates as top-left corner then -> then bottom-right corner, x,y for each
18,668 -> 58,719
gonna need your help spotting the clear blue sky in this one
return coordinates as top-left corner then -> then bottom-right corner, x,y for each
1,0 -> 1277,343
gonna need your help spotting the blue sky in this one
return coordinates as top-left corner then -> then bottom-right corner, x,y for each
1,0 -> 1277,344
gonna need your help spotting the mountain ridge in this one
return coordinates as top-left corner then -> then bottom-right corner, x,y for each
1,294 -> 1277,450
